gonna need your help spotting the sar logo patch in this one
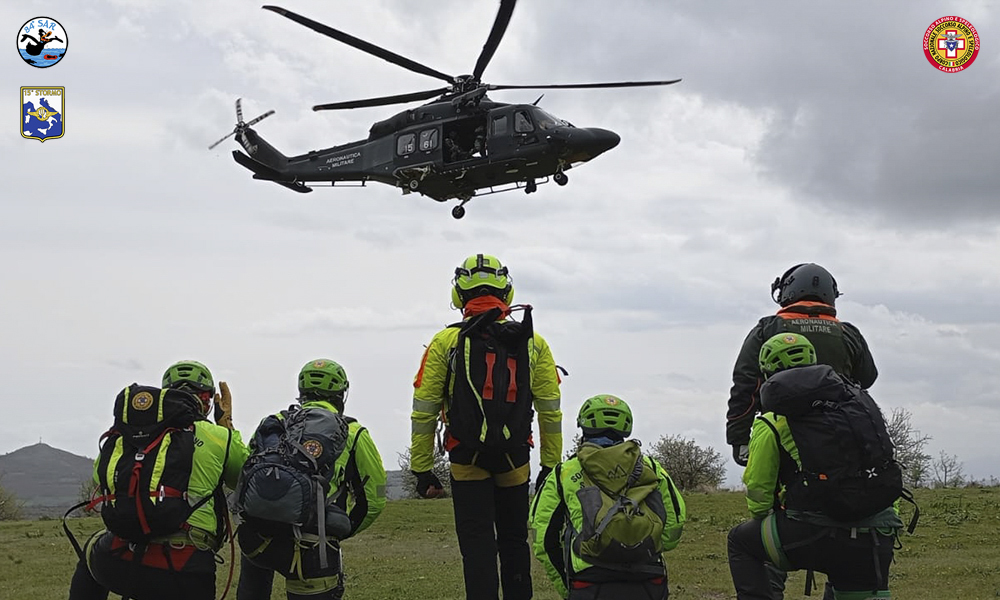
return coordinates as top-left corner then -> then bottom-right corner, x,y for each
783,334 -> 798,344
17,17 -> 67,68
22,87 -> 64,142
602,395 -> 620,406
302,440 -> 324,458
924,17 -> 980,72
131,391 -> 155,411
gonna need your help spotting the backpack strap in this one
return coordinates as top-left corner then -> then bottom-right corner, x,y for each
62,500 -> 91,561
652,456 -> 683,522
899,487 -> 920,534
758,416 -> 796,510
209,427 -> 233,544
341,423 -> 370,535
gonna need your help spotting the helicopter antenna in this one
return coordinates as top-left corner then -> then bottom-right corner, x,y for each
532,94 -> 544,106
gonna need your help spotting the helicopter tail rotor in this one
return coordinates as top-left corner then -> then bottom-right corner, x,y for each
208,98 -> 276,150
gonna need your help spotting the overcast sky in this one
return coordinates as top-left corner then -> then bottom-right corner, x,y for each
2,1 -> 998,487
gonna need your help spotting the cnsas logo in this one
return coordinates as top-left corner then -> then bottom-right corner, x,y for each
17,17 -> 67,68
923,16 -> 980,73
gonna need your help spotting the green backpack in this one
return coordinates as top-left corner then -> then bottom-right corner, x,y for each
571,441 -> 668,567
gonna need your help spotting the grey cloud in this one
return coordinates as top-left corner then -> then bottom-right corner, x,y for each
107,358 -> 144,371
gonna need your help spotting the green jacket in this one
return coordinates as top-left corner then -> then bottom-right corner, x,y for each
93,420 -> 249,537
726,301 -> 878,446
299,400 -> 388,537
411,316 -> 562,472
744,413 -> 902,529
529,443 -> 686,598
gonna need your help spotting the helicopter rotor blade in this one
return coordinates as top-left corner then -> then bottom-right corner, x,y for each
262,5 -> 455,84
313,87 -> 450,111
246,109 -> 275,126
472,0 -> 517,81
235,98 -> 244,123
208,129 -> 237,151
488,79 -> 682,91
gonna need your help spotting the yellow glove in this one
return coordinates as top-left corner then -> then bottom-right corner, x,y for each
214,381 -> 233,429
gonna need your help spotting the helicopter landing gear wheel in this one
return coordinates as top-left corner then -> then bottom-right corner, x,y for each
407,178 -> 420,191
553,171 -> 568,186
452,205 -> 466,219
525,178 -> 537,194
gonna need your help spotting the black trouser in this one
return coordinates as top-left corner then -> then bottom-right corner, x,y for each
236,556 -> 345,600
451,478 -> 532,600
728,513 -> 893,600
68,532 -> 216,600
766,562 -> 836,600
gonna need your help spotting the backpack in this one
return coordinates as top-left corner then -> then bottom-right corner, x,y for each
446,306 -> 535,452
234,405 -> 349,567
568,441 -> 672,569
760,365 -> 904,522
94,384 -> 227,544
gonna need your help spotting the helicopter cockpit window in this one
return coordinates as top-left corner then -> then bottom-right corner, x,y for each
514,111 -> 534,133
419,129 -> 438,152
396,133 -> 416,156
493,115 -> 508,136
534,109 -> 566,130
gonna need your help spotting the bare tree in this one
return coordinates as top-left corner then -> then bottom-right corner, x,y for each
885,407 -> 932,487
0,474 -> 24,521
397,447 -> 452,499
931,450 -> 965,488
647,434 -> 726,491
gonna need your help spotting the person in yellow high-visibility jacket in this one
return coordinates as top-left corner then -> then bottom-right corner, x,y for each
411,253 -> 562,600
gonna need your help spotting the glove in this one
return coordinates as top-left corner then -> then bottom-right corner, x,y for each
535,466 -> 553,493
733,444 -> 749,467
413,470 -> 444,499
214,381 -> 233,429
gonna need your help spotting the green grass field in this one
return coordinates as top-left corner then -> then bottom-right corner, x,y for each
2,487 -> 998,599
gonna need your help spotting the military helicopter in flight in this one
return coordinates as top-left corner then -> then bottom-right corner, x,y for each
210,1 -> 679,218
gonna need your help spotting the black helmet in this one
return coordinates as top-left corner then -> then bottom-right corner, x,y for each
771,263 -> 840,307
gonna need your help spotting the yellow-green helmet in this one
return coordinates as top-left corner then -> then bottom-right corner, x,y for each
759,333 -> 817,376
162,360 -> 215,393
298,359 -> 349,403
577,394 -> 633,438
451,253 -> 514,308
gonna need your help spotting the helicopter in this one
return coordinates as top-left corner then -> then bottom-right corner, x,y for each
210,1 -> 680,219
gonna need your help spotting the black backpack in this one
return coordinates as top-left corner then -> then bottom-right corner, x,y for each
93,384 -> 228,543
760,365 -> 908,523
235,405 -> 348,568
446,306 -> 535,453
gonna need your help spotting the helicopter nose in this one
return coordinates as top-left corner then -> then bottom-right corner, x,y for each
559,127 -> 620,162
586,128 -> 620,155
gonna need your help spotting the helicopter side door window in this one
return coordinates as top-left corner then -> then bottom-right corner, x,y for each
396,133 -> 416,156
493,115 -> 508,136
419,129 -> 439,152
514,111 -> 534,133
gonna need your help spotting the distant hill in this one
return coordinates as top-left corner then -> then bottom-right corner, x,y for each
0,443 -> 93,518
0,442 -> 412,519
